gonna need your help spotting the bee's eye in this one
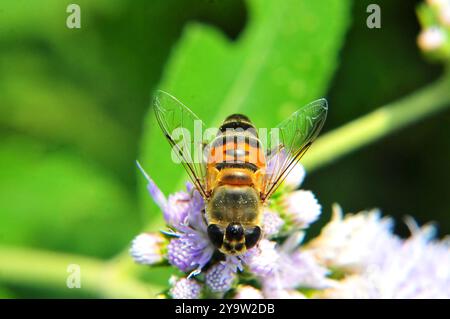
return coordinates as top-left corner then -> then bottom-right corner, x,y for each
225,223 -> 244,241
207,224 -> 224,248
244,226 -> 261,249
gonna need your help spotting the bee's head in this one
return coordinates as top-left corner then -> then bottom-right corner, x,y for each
207,223 -> 261,255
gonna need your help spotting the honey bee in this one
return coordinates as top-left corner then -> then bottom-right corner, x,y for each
154,91 -> 327,256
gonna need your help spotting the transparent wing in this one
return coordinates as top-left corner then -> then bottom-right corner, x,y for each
153,90 -> 214,198
262,98 -> 328,201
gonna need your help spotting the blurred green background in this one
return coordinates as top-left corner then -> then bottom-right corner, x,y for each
0,0 -> 448,298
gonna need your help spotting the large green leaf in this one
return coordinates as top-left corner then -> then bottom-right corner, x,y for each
0,0 -> 246,185
139,0 -> 351,226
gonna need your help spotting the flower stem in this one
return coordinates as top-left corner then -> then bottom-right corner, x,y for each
302,73 -> 450,171
0,245 -> 162,298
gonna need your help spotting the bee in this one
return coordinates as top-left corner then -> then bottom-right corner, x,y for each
154,91 -> 327,256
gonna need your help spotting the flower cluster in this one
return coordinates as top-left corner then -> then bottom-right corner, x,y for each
417,0 -> 450,61
309,206 -> 450,298
130,162 -> 450,299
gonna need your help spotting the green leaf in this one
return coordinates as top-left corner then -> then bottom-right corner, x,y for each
0,285 -> 15,298
139,0 -> 351,226
0,52 -> 134,174
0,136 -> 140,257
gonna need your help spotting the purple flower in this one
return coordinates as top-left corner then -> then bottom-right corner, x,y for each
263,248 -> 334,293
286,250 -> 334,289
169,277 -> 202,299
205,262 -> 236,293
164,191 -> 191,228
137,162 -> 214,277
247,233 -> 334,297
223,254 -> 249,273
262,209 -> 284,237
307,204 -> 400,272
134,161 -> 450,299
314,211 -> 450,299
246,239 -> 280,277
138,161 -> 205,229
167,231 -> 215,276
137,161 -> 167,207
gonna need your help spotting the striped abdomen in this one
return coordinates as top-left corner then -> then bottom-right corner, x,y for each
206,114 -> 266,191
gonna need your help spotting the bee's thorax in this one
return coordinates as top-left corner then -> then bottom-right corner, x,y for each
206,186 -> 260,225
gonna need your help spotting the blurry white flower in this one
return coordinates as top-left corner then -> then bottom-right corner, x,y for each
373,221 -> 450,298
281,250 -> 336,290
307,204 -> 400,273
247,233 -> 334,298
136,163 -> 217,277
418,26 -> 447,51
247,239 -> 280,277
283,163 -> 306,190
169,276 -> 202,299
130,233 -> 165,265
262,209 -> 285,237
234,285 -> 264,299
262,232 -> 335,292
283,190 -> 321,229
316,214 -> 450,299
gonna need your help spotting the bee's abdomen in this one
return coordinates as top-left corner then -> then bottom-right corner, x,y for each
208,115 -> 266,171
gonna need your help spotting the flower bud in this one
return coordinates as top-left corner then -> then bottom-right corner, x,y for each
283,190 -> 321,229
418,27 -> 446,51
130,233 -> 165,265
283,163 -> 306,190
263,209 -> 284,237
169,276 -> 202,299
205,263 -> 235,293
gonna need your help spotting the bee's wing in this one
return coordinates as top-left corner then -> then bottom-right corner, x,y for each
261,99 -> 328,201
153,90 -> 213,198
